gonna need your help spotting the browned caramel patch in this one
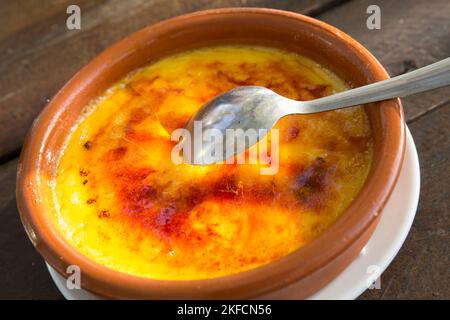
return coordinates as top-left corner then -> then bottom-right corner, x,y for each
98,210 -> 110,218
103,146 -> 128,162
79,168 -> 89,177
83,141 -> 92,150
294,157 -> 337,210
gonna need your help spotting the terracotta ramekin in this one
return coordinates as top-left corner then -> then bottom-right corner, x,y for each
16,8 -> 405,299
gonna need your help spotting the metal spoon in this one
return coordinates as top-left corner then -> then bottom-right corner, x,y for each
184,58 -> 450,164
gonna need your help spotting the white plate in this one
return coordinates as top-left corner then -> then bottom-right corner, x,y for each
47,127 -> 420,300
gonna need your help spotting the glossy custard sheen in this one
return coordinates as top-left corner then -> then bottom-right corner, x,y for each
53,46 -> 373,280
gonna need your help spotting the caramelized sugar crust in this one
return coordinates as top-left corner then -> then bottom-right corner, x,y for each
53,46 -> 373,279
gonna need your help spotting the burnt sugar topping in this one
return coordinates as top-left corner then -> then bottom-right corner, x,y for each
53,46 -> 373,280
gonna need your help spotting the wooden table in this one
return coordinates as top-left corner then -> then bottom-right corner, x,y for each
1,0 -> 448,299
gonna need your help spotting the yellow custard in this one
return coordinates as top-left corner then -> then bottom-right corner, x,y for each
53,46 -> 373,280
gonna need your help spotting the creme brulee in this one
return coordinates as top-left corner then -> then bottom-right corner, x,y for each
52,46 -> 373,280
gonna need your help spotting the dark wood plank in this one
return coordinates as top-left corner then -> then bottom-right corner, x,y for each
0,159 -> 62,299
317,0 -> 450,123
360,104 -> 450,299
0,0 -> 76,39
0,0 -> 340,160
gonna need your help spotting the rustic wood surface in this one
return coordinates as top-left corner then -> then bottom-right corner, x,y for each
0,0 -> 448,299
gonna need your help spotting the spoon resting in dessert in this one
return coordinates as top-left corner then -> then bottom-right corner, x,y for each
184,57 -> 450,164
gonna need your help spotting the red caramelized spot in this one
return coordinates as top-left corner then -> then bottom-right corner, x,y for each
286,125 -> 300,142
153,206 -> 187,237
128,108 -> 150,126
213,175 -> 243,199
111,166 -> 211,239
156,206 -> 177,226
125,129 -> 156,142
180,185 -> 205,209
98,210 -> 110,218
151,186 -> 212,238
216,70 -> 250,87
327,140 -> 338,151
348,136 -> 369,152
115,168 -> 157,216
128,76 -> 160,95
131,184 -> 158,213
250,181 -> 277,202
103,146 -> 128,161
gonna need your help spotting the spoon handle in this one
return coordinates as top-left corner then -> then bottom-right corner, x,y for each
302,57 -> 450,113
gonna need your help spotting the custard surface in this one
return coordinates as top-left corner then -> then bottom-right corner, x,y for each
53,46 -> 373,280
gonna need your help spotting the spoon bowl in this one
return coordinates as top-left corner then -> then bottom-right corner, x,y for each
184,86 -> 295,164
